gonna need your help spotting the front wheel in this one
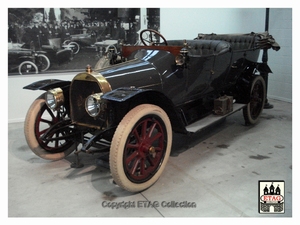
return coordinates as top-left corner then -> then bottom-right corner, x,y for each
243,76 -> 266,125
24,94 -> 77,160
18,61 -> 38,75
110,104 -> 172,192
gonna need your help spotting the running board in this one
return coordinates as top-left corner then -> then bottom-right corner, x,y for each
185,103 -> 246,133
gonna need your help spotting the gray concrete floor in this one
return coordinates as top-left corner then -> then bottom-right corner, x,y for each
8,99 -> 292,218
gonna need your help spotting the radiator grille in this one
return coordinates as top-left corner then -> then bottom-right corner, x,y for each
70,80 -> 102,127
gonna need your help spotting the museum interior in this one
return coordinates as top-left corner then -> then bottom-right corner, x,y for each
7,8 -> 293,219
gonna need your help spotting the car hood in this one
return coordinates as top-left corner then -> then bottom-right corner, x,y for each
8,48 -> 32,53
97,49 -> 176,91
70,33 -> 90,39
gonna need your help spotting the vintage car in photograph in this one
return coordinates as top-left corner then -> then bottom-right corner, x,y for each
8,42 -> 50,74
23,29 -> 280,192
41,38 -> 74,66
62,26 -> 106,54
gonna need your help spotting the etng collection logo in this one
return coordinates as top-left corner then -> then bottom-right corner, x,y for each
259,180 -> 285,214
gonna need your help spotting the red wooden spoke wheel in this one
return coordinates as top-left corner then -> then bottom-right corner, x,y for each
24,94 -> 76,160
123,116 -> 166,183
243,76 -> 266,125
110,104 -> 172,192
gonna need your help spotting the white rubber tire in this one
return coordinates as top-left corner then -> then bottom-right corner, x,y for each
243,76 -> 266,125
37,54 -> 50,72
18,61 -> 38,75
24,95 -> 76,160
110,104 -> 172,192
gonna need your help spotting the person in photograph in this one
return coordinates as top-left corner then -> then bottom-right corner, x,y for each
31,22 -> 41,49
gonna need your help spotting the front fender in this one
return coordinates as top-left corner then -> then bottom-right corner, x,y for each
35,50 -> 48,55
23,79 -> 71,91
102,87 -> 147,102
103,87 -> 187,134
24,79 -> 72,116
19,56 -> 35,60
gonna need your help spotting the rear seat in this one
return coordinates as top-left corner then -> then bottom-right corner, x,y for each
42,38 -> 62,51
196,33 -> 258,51
186,40 -> 230,56
167,40 -> 231,56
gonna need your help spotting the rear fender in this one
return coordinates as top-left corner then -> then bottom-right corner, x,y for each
256,62 -> 272,74
235,61 -> 269,103
242,60 -> 272,75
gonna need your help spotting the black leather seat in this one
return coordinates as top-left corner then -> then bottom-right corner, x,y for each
196,33 -> 258,51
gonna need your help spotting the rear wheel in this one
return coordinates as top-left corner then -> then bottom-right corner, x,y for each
68,41 -> 80,54
24,94 -> 76,160
243,76 -> 266,125
36,54 -> 50,72
110,104 -> 172,192
62,40 -> 80,54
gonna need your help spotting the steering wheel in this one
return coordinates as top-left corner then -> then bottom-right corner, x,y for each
140,29 -> 168,46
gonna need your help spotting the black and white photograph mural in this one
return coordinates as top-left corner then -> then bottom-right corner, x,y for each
8,8 -> 160,75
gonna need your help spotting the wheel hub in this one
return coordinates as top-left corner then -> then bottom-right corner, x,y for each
148,146 -> 155,154
139,141 -> 156,158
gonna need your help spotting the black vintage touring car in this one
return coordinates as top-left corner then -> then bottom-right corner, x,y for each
23,29 -> 280,192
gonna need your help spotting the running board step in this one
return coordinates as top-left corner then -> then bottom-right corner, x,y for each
185,103 -> 246,133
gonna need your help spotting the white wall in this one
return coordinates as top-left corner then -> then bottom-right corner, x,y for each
160,8 -> 292,103
8,73 -> 75,123
160,8 -> 266,39
8,8 -> 292,123
267,8 -> 292,102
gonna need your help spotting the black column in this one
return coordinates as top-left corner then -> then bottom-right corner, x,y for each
262,8 -> 274,109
